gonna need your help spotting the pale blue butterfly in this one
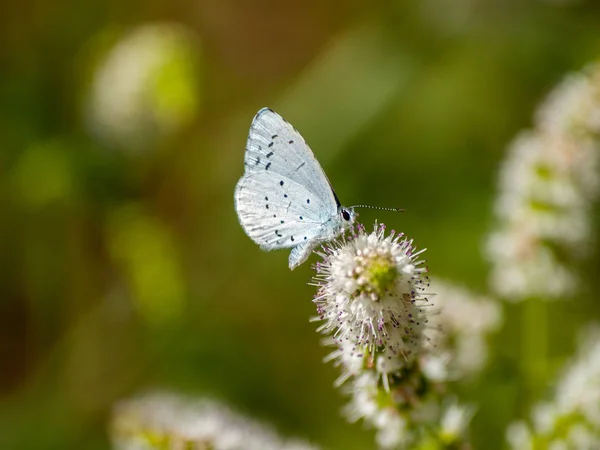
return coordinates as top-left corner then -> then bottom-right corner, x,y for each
234,108 -> 399,269
234,108 -> 357,270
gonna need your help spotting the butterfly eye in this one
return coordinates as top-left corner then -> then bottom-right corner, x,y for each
342,209 -> 351,221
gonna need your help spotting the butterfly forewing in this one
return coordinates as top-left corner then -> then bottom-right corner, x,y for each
244,108 -> 339,213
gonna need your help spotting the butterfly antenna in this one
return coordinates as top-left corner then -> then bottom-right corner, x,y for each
350,205 -> 405,212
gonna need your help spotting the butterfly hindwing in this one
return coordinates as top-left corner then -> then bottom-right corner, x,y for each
234,171 -> 330,251
288,240 -> 319,270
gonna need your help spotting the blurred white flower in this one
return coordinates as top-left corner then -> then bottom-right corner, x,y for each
343,370 -> 448,449
86,23 -> 200,150
439,402 -> 475,444
428,280 -> 502,376
487,62 -> 600,301
420,351 -> 451,382
373,409 -> 407,449
537,67 -> 600,138
507,324 -> 600,449
506,421 -> 533,450
555,326 -> 600,425
343,372 -> 409,449
110,392 -> 319,450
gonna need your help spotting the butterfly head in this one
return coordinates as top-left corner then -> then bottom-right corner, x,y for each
339,206 -> 357,230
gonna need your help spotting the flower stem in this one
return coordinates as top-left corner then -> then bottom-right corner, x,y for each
521,297 -> 548,406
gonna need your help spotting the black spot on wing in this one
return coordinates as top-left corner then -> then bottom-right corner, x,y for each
265,162 -> 271,170
266,151 -> 273,158
268,142 -> 274,148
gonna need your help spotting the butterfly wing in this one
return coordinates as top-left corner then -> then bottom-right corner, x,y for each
243,108 -> 340,212
234,108 -> 342,269
234,171 -> 330,268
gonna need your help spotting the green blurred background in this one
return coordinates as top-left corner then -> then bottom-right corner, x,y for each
2,1 -> 600,448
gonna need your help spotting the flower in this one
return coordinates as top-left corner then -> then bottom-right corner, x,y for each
86,23 -> 201,151
311,223 -> 473,448
487,62 -> 600,301
312,222 -> 431,381
343,372 -> 409,449
536,68 -> 600,139
427,280 -> 503,377
506,324 -> 600,449
439,402 -> 475,445
110,392 -> 319,450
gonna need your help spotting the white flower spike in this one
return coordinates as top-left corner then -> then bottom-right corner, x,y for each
487,62 -> 600,300
312,222 -> 431,376
310,222 -> 473,448
110,392 -> 319,450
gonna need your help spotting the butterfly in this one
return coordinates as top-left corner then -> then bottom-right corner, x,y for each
234,108 -> 357,270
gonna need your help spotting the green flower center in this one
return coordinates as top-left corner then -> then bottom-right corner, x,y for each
357,253 -> 397,298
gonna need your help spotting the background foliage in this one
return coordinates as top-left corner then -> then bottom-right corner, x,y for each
2,1 -> 600,448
